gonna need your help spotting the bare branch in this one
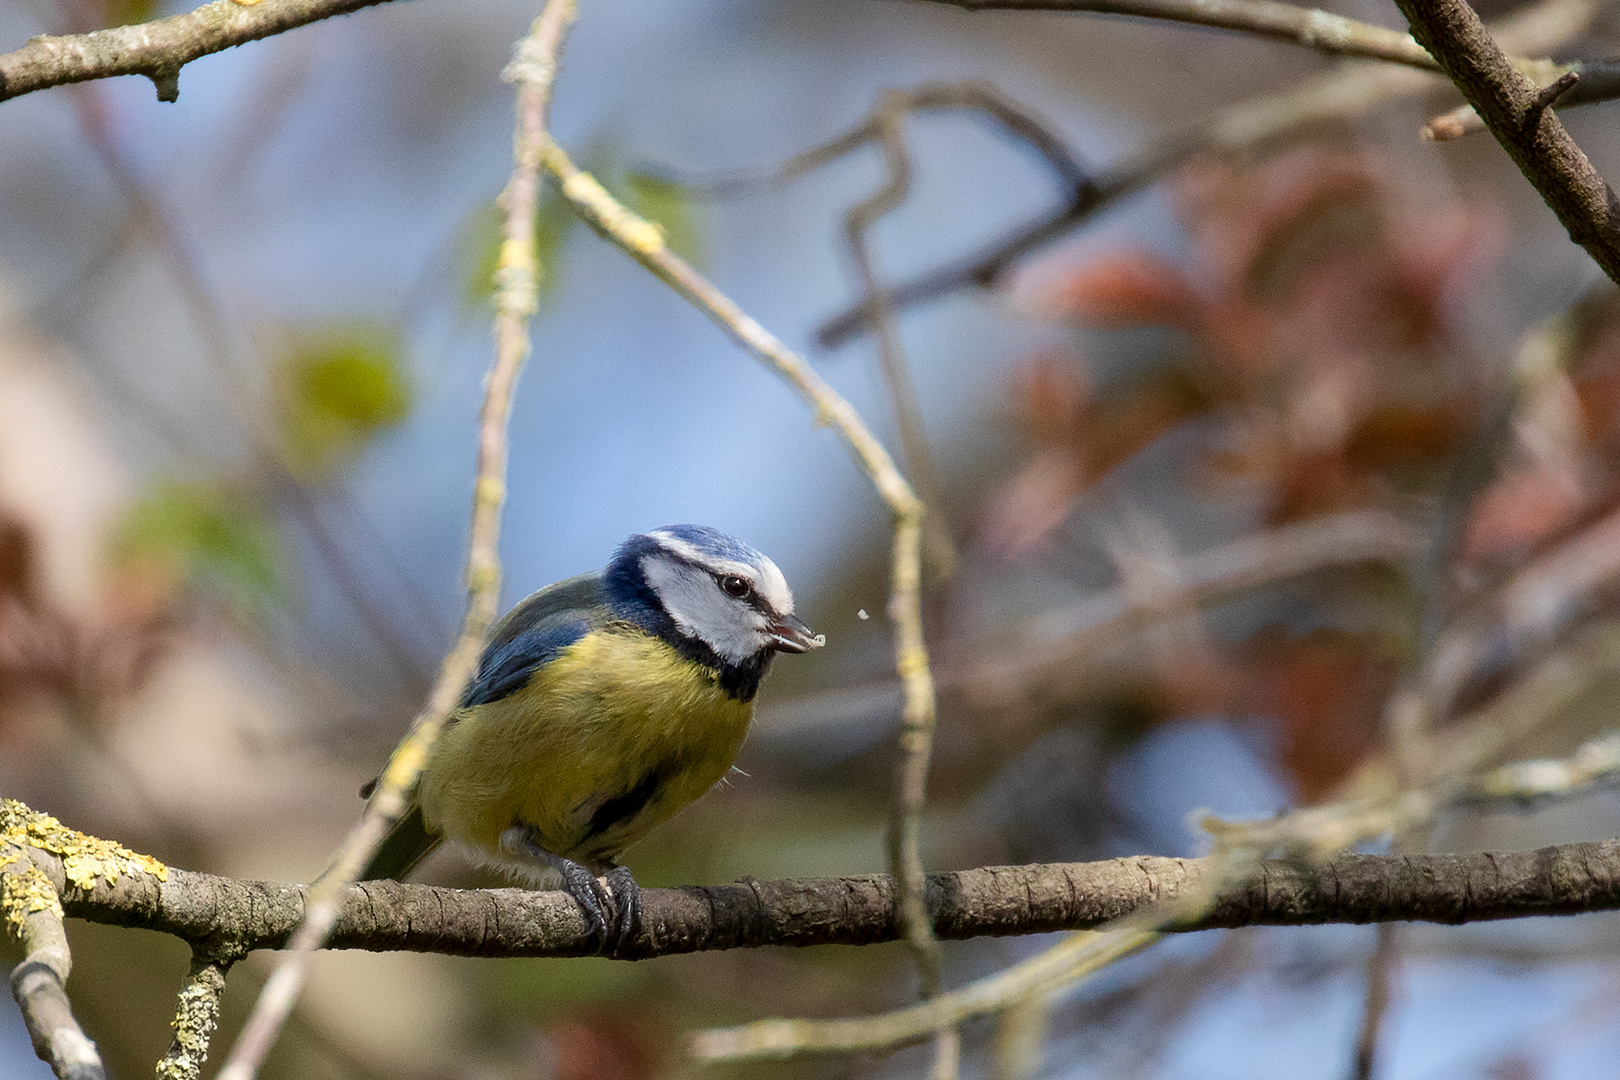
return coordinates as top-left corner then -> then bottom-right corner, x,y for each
1394,0 -> 1620,284
844,92 -> 960,581
2,857 -> 103,1080
0,0 -> 399,104
815,66 -> 1433,348
685,81 -> 1090,199
1460,731 -> 1620,806
1349,917 -> 1401,1080
213,3 -> 576,1077
539,137 -> 955,1072
817,0 -> 1602,346
692,926 -> 1164,1061
1425,58 -> 1620,141
916,0 -> 1438,68
835,92 -> 961,1080
965,510 -> 1422,699
22,831 -> 1620,959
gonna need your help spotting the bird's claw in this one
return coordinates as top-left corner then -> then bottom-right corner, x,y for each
603,864 -> 643,953
555,858 -> 616,942
517,830 -> 640,952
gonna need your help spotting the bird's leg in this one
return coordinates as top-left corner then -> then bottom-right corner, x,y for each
603,864 -> 643,952
514,827 -> 615,944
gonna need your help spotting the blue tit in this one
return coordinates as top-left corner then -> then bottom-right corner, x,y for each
357,524 -> 824,947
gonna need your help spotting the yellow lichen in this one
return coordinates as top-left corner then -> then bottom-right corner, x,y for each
0,798 -> 168,891
156,968 -> 227,1080
2,864 -> 63,936
172,980 -> 219,1049
556,167 -> 667,256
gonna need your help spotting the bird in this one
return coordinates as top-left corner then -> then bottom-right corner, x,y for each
356,524 -> 824,949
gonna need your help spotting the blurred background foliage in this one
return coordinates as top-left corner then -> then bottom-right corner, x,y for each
6,0 -> 1620,1077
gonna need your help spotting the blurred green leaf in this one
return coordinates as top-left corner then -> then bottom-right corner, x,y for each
112,480 -> 286,617
458,191 -> 576,310
101,0 -> 157,27
458,202 -> 503,310
621,172 -> 705,269
276,326 -> 412,477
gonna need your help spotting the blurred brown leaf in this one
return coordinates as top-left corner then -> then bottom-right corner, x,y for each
1040,249 -> 1203,329
1249,628 -> 1399,799
548,1010 -> 663,1080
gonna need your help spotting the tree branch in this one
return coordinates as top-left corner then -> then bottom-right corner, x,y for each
0,0 -> 399,104
1426,58 -> 1620,140
155,950 -> 235,1080
25,836 -> 1620,959
213,4 -> 575,1077
816,0 -> 1602,347
1391,0 -> 1620,284
2,857 -> 103,1080
917,0 -> 1438,68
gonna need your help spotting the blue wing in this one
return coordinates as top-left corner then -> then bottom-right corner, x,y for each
460,572 -> 608,707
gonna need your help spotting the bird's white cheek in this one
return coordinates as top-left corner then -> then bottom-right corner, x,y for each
642,557 -> 764,664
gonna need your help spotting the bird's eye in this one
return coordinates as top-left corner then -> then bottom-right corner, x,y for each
719,574 -> 751,599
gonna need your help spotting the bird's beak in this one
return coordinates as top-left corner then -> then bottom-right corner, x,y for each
767,613 -> 825,653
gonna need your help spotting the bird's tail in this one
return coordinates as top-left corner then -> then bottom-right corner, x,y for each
314,801 -> 442,885
358,802 -> 442,882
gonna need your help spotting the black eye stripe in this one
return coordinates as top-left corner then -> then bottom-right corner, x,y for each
713,572 -> 781,615
650,549 -> 773,613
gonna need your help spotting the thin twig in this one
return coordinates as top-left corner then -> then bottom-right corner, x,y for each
1350,924 -> 1400,1080
817,0 -> 1602,346
1424,505 -> 1620,724
1431,622 -> 1620,780
535,139 -> 946,1071
966,510 -> 1422,699
1531,69 -> 1582,112
692,928 -> 1162,1061
917,0 -> 1438,68
836,94 -> 960,1075
1425,58 -> 1620,140
211,3 -> 576,1077
1393,0 -> 1620,284
844,91 -> 959,582
815,67 -> 1430,347
682,80 -> 1090,200
1,854 -> 103,1080
0,0 -> 399,103
1460,730 -> 1620,806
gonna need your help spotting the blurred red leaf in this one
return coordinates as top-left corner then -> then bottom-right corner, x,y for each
985,365 -> 1209,555
1039,249 -> 1203,329
1464,468 -> 1585,564
1012,352 -> 1089,446
1250,629 -> 1397,799
548,1011 -> 662,1080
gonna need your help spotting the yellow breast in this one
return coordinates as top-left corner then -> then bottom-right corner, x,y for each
418,625 -> 754,871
